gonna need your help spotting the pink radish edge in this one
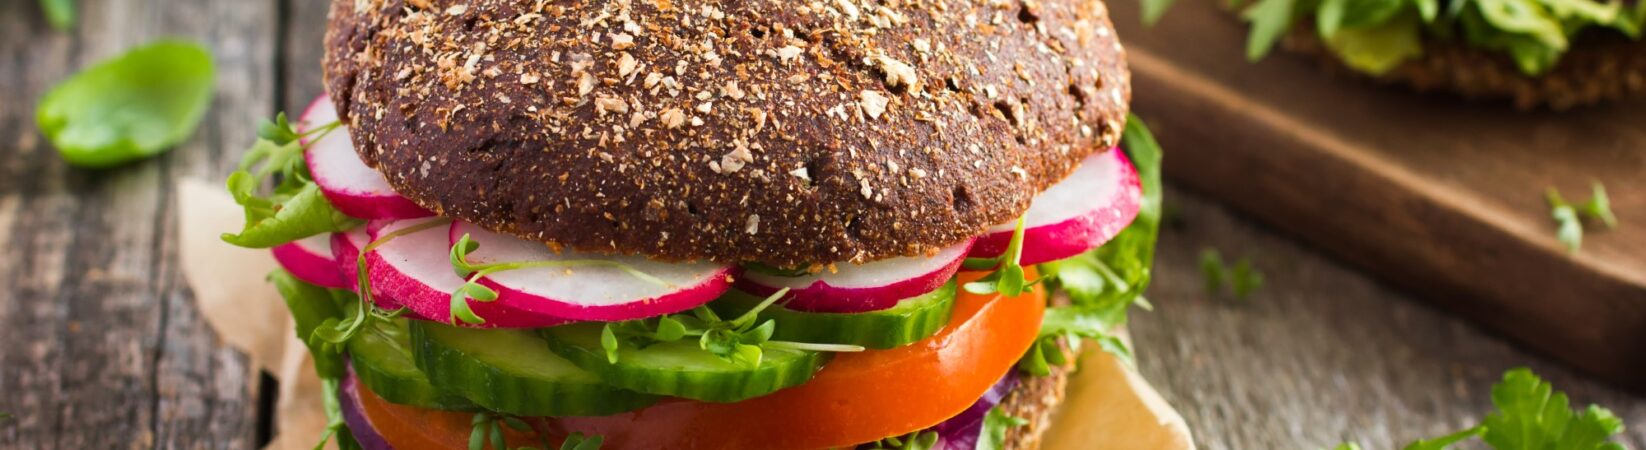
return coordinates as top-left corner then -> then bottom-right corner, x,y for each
329,227 -> 432,320
273,234 -> 350,289
735,240 -> 973,313
365,219 -> 565,328
450,221 -> 734,322
299,95 -> 434,221
971,148 -> 1143,266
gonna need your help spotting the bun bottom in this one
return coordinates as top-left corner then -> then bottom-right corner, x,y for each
1284,30 -> 1646,110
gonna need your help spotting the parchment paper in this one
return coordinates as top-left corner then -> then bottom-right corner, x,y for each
176,178 -> 1194,450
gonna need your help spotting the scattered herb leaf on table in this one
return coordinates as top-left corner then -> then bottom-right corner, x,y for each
35,40 -> 214,168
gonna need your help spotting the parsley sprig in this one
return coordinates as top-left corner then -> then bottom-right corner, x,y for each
1333,368 -> 1628,450
599,288 -> 865,368
221,114 -> 359,248
1547,182 -> 1617,254
446,233 -> 670,325
963,217 -> 1043,296
1022,115 -> 1164,375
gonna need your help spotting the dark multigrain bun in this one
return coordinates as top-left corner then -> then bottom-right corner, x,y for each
1000,364 -> 1071,450
322,0 -> 1131,266
1285,29 -> 1646,109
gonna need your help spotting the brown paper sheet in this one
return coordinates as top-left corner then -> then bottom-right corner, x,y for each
175,178 -> 1193,450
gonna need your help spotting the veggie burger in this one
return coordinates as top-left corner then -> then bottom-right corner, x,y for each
226,0 -> 1162,448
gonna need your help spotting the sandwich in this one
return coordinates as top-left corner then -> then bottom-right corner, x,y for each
1144,0 -> 1646,108
223,0 -> 1162,448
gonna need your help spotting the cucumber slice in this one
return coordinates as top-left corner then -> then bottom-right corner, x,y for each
541,323 -> 828,403
346,317 -> 476,410
410,321 -> 657,416
710,281 -> 957,349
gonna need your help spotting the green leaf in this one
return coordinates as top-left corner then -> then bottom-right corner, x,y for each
1329,443 -> 1364,450
1317,0 -> 1406,36
40,0 -> 74,31
1324,12 -> 1425,75
1242,0 -> 1300,61
601,324 -> 621,364
1480,368 -> 1627,450
222,177 -> 358,248
35,40 -> 214,168
1230,258 -> 1264,299
1199,249 -> 1226,295
1142,0 -> 1182,24
1401,426 -> 1483,450
1581,182 -> 1617,229
561,433 -> 604,450
269,270 -> 348,378
978,406 -> 1030,450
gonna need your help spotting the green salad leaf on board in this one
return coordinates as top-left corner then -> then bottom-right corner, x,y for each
1142,0 -> 1646,76
35,40 -> 215,168
1330,368 -> 1628,450
40,0 -> 75,31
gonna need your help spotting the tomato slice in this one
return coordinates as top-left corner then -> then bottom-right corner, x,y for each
353,269 -> 1045,450
551,269 -> 1046,449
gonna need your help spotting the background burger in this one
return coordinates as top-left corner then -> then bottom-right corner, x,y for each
221,0 -> 1163,448
1143,0 -> 1646,108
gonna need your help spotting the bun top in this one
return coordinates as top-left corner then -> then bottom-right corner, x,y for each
323,0 -> 1130,266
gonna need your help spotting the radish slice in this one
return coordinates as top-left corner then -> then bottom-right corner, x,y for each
366,219 -> 566,328
272,234 -> 349,289
970,148 -> 1143,266
451,221 -> 734,322
330,227 -> 432,319
301,95 -> 434,220
735,240 -> 972,313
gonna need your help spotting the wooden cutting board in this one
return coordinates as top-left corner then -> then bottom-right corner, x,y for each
1107,0 -> 1646,388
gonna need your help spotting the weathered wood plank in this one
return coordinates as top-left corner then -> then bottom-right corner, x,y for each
1108,0 -> 1646,387
0,0 -> 277,448
1133,189 -> 1646,450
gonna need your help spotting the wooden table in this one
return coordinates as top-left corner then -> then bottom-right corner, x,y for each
0,0 -> 1639,448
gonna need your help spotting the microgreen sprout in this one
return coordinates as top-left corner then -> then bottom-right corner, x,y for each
963,217 -> 1043,296
1547,182 -> 1618,254
309,218 -> 446,350
222,116 -> 358,249
446,233 -> 670,325
600,288 -> 865,368
865,430 -> 940,450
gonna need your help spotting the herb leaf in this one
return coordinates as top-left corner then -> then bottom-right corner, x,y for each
1546,183 -> 1618,254
220,115 -> 357,249
35,40 -> 214,168
268,270 -> 360,450
600,288 -> 862,368
978,406 -> 1030,450
40,0 -> 75,31
1337,368 -> 1628,450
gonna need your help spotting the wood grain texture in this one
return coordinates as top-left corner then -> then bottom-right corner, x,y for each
2,1 -> 1643,449
0,0 -> 277,448
1133,190 -> 1646,450
1109,0 -> 1646,388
